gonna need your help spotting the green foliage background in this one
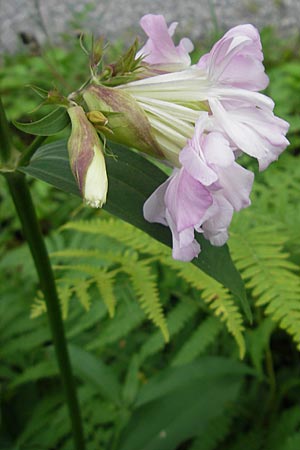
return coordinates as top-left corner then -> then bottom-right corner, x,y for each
1,14 -> 300,450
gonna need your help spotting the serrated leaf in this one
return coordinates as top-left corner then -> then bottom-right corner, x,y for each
13,107 -> 69,136
19,139 -> 248,314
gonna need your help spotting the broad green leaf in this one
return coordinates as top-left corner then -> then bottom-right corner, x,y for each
10,344 -> 121,405
19,139 -> 249,316
122,355 -> 140,406
134,356 -> 253,408
68,344 -> 121,405
13,108 -> 69,136
119,357 -> 249,450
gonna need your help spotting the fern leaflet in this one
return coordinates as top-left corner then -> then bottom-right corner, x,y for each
172,316 -> 223,366
49,248 -> 169,340
63,219 -> 246,357
230,225 -> 300,350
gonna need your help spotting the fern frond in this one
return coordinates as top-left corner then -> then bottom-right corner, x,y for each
63,219 -> 245,356
61,218 -> 164,255
123,252 -> 169,342
31,291 -> 47,318
57,284 -> 72,319
87,297 -> 145,351
73,279 -> 92,311
139,300 -> 199,362
94,270 -> 116,318
52,248 -> 169,339
230,225 -> 300,350
171,316 -> 223,366
55,265 -> 117,317
162,258 -> 246,358
51,249 -> 103,259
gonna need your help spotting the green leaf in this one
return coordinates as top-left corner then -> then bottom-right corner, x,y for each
19,139 -> 79,195
68,344 -> 122,405
119,357 -> 249,450
134,356 -> 252,408
13,107 -> 69,136
19,139 -> 249,315
122,354 -> 140,407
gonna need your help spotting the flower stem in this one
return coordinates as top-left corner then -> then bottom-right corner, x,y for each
5,171 -> 86,450
0,97 -> 13,164
18,135 -> 47,167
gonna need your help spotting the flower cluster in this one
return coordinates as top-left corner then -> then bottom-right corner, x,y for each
123,15 -> 289,261
68,14 -> 289,262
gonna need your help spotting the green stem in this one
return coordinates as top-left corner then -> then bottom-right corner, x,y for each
0,97 -> 13,164
18,135 -> 47,167
5,171 -> 86,450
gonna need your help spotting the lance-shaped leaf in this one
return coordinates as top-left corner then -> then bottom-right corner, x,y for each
19,139 -> 250,318
13,107 -> 69,136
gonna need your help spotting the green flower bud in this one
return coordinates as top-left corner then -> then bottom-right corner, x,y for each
67,105 -> 108,208
83,84 -> 164,159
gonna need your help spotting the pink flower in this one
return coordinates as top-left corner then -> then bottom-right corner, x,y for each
84,17 -> 290,260
144,116 -> 254,260
136,14 -> 194,71
196,24 -> 289,169
130,20 -> 289,261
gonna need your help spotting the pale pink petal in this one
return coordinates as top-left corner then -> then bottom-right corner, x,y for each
179,143 -> 218,186
198,24 -> 269,91
179,117 -> 235,184
143,177 -> 169,226
214,162 -> 254,211
177,37 -> 194,62
166,210 -> 200,261
165,168 -> 213,233
202,194 -> 234,246
137,14 -> 193,69
203,132 -> 235,167
143,170 -> 206,261
210,99 -> 289,170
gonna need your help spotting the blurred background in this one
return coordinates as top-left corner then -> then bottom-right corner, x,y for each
1,0 -> 300,54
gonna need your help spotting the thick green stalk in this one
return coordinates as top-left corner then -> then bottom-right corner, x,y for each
18,135 -> 47,167
5,171 -> 86,450
0,97 -> 13,164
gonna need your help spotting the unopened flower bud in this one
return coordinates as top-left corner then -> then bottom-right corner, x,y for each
83,84 -> 164,158
86,110 -> 108,127
67,105 -> 108,208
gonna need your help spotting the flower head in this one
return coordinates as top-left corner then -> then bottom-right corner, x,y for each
80,15 -> 289,260
129,17 -> 288,260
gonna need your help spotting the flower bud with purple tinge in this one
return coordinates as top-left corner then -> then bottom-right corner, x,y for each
83,84 -> 164,159
67,105 -> 108,208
